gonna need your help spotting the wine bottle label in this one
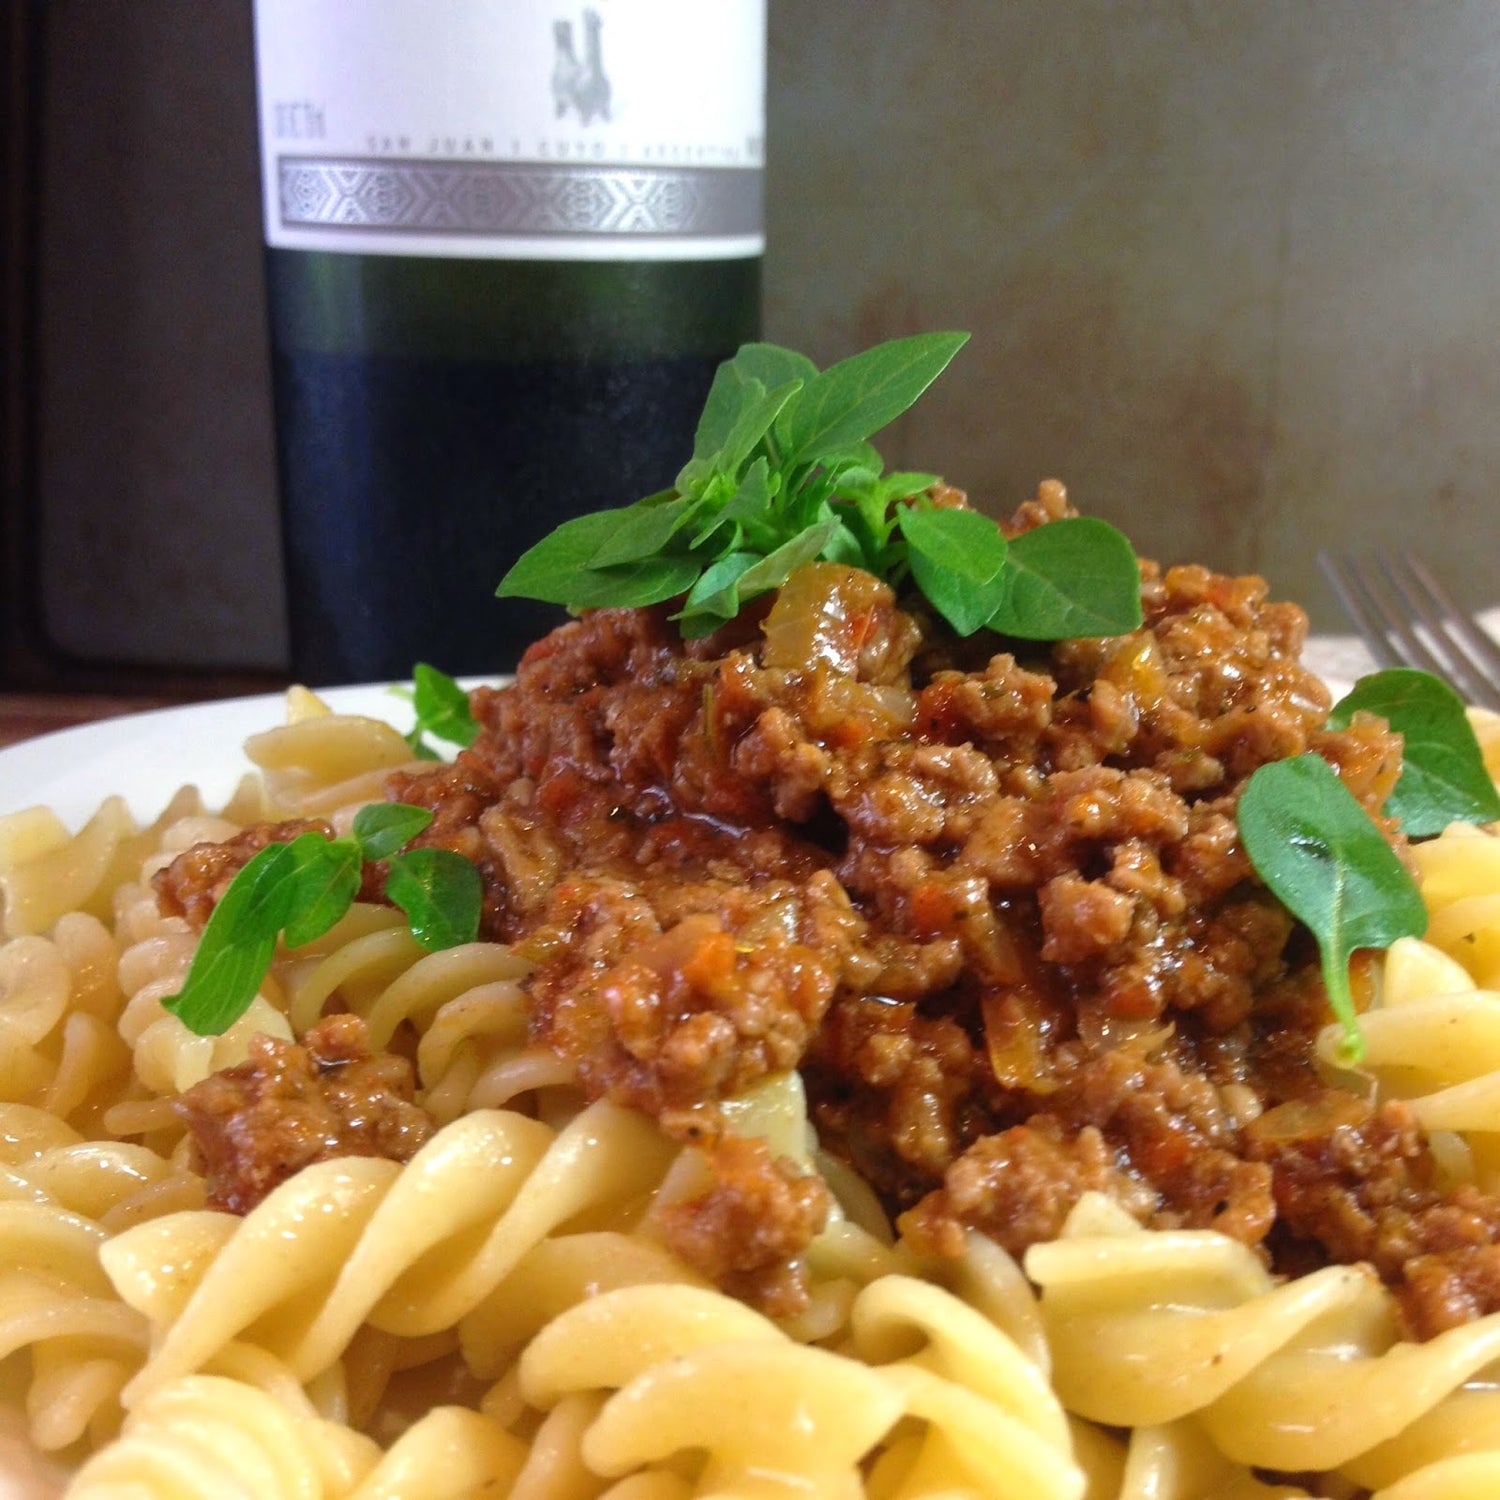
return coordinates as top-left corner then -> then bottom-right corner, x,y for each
252,0 -> 764,261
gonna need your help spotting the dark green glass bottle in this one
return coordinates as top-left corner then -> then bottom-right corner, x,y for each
254,1 -> 765,682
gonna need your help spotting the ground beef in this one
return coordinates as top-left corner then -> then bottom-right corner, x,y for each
173,1014 -> 434,1214
1247,1095 -> 1500,1339
901,1120 -> 1147,1258
160,486 -> 1494,1332
651,1134 -> 830,1317
525,892 -> 841,1116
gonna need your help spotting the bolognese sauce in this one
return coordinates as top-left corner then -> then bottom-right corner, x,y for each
160,483 -> 1491,1338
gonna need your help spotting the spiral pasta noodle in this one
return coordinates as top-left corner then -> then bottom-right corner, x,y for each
65,1374 -> 525,1499
1026,1193 -> 1500,1493
0,1188 -> 150,1453
104,1101 -> 677,1399
513,1278 -> 1081,1499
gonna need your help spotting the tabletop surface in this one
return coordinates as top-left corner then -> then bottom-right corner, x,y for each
0,694 -> 186,750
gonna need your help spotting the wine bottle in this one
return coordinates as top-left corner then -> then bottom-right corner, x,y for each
252,0 -> 765,684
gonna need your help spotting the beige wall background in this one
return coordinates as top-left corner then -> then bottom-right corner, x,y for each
28,1 -> 1500,672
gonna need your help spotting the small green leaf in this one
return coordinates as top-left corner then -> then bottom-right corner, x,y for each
717,379 -> 803,478
281,833 -> 362,949
815,441 -> 884,484
676,520 -> 843,641
689,360 -> 761,465
1238,753 -> 1429,1063
496,510 -> 638,603
735,516 -> 843,596
678,551 -> 759,630
775,333 -> 969,471
561,554 -> 703,610
1328,668 -> 1500,837
725,343 -> 820,399
385,848 -> 483,951
406,663 -> 478,755
897,505 -> 1011,636
352,802 -> 435,861
587,494 -> 698,569
874,471 -> 941,504
821,517 -> 868,569
690,458 -> 775,557
988,517 -> 1143,640
896,504 -> 1007,582
162,843 -> 298,1036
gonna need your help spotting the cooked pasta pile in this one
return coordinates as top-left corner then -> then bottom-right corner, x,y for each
3,698 -> 1500,1498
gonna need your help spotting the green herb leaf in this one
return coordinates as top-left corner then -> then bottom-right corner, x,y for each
404,663 -> 479,758
496,510 -> 637,604
496,334 -> 1151,648
678,551 -> 759,627
161,800 -> 482,1036
725,342 -> 821,398
897,504 -> 1011,636
1237,753 -> 1428,1064
987,517 -> 1143,639
587,494 -> 698,569
352,802 -> 435,861
385,848 -> 483,951
1328,668 -> 1500,837
716,378 -> 804,479
821,517 -> 868,569
733,516 -> 843,597
688,361 -> 755,467
690,457 -> 774,557
775,332 -> 969,472
878,472 -> 942,504
567,554 -> 704,609
162,843 -> 298,1037
281,833 -> 362,949
688,352 -> 809,472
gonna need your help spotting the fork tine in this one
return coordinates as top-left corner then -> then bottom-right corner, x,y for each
1318,550 -> 1500,712
1318,553 -> 1404,672
1380,553 -> 1500,712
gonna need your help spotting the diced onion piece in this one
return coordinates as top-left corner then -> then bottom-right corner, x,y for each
762,563 -> 895,676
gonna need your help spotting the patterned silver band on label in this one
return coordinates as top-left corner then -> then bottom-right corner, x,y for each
276,157 -> 763,238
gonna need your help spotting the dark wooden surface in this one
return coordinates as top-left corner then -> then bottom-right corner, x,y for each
0,693 -> 181,749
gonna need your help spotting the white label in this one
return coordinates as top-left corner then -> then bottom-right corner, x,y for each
253,0 -> 765,260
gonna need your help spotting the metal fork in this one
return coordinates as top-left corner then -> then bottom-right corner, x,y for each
1319,550 -> 1500,712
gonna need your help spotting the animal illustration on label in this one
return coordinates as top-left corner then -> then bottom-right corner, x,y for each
552,8 -> 612,125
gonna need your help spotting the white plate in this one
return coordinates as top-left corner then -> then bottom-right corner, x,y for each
0,685 -> 419,827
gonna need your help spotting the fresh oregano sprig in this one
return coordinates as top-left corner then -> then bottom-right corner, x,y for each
496,334 -> 1144,642
1236,666 -> 1500,1061
395,663 -> 480,760
163,803 -> 481,1037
